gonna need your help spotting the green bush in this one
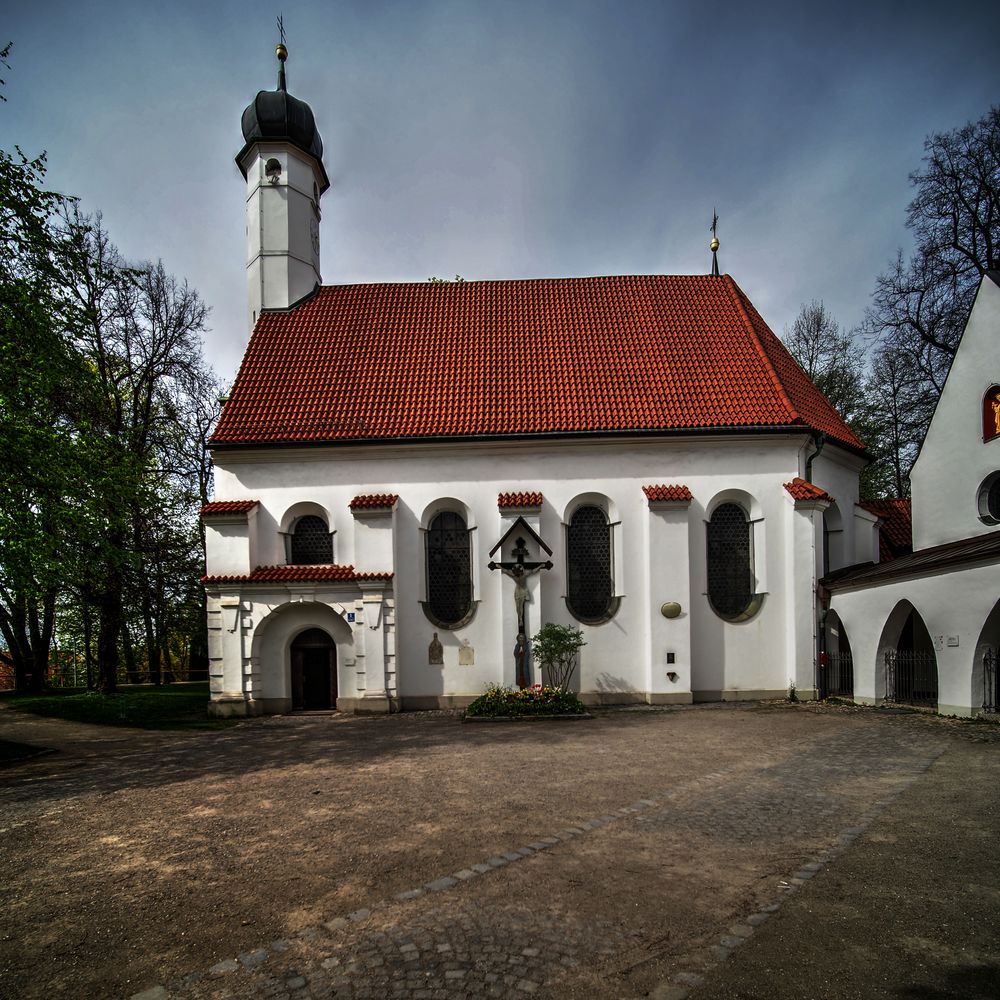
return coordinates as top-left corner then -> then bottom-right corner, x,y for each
530,623 -> 586,689
465,683 -> 586,718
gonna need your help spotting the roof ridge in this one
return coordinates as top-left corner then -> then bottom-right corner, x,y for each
722,275 -> 798,426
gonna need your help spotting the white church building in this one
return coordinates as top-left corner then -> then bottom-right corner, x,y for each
202,45 -> 999,718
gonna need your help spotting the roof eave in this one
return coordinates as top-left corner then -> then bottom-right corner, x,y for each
209,423 -> 867,454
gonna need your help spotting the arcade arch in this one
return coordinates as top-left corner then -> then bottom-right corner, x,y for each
876,599 -> 938,708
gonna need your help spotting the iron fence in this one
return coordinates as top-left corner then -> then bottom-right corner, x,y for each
820,651 -> 854,699
984,649 -> 997,714
884,649 -> 938,708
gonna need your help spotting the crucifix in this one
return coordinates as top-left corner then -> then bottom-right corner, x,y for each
488,537 -> 553,688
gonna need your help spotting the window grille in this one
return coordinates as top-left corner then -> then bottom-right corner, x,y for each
706,503 -> 755,620
291,515 -> 333,564
425,511 -> 472,628
566,505 -> 617,624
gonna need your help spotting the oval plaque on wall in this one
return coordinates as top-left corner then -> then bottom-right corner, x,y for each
660,601 -> 682,619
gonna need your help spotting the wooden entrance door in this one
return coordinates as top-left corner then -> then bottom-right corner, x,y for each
290,628 -> 336,710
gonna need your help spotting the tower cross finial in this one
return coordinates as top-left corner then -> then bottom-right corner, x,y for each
275,14 -> 288,90
710,208 -> 721,277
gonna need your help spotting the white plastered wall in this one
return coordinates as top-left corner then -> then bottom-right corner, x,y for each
207,431 -> 837,710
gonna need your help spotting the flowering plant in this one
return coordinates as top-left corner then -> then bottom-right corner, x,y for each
465,682 -> 586,718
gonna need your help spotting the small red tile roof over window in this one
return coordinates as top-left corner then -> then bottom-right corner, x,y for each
859,499 -> 913,562
201,500 -> 259,516
784,478 -> 834,503
498,491 -> 544,508
349,494 -> 399,510
642,484 -> 693,502
202,564 -> 393,584
210,276 -> 864,451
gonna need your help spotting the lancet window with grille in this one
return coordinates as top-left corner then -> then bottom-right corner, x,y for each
290,515 -> 333,564
425,511 -> 473,628
566,505 -> 617,624
706,503 -> 754,620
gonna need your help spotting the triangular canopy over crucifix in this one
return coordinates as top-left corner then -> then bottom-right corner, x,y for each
488,516 -> 552,560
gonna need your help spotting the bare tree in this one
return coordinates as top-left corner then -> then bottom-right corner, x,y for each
783,301 -> 867,425
863,106 -> 999,494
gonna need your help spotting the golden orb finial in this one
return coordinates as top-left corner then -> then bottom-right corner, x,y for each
710,236 -> 720,252
276,42 -> 288,62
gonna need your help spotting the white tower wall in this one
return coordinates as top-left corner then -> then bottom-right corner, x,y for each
240,143 -> 324,333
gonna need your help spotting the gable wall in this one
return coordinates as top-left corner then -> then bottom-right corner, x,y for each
911,277 -> 1000,548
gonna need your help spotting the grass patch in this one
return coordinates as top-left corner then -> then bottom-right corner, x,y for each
0,683 -> 237,730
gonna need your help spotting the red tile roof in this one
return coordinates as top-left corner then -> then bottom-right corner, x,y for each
349,494 -> 399,510
642,484 -> 693,503
859,499 -> 913,561
498,491 -> 544,508
201,500 -> 259,516
202,564 -> 393,584
784,478 -> 834,503
211,276 -> 864,451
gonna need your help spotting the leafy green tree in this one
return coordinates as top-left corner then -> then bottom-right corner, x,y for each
0,44 -> 96,690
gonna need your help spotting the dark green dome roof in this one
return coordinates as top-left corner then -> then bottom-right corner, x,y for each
241,87 -> 323,162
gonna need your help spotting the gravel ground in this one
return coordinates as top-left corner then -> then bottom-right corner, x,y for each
0,701 -> 997,1000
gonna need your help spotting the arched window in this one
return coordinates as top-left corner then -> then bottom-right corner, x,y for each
290,515 -> 333,564
706,502 -> 758,621
566,505 -> 618,624
425,511 -> 473,628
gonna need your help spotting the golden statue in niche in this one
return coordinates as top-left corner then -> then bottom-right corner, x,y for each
992,394 -> 1000,434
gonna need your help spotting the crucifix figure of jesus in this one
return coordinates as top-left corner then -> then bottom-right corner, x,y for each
488,537 -> 553,687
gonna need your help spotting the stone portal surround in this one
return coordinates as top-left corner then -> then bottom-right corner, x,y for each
130,734 -> 946,1000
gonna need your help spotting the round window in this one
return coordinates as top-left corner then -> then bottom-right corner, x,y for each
977,473 -> 1000,525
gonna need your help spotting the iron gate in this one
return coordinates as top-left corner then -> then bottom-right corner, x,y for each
984,649 -> 998,714
820,652 -> 854,699
884,650 -> 938,708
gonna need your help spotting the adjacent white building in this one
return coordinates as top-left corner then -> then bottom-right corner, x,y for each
203,46 -> 998,719
826,273 -> 1000,717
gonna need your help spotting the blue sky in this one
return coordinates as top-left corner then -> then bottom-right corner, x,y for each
4,1 -> 998,379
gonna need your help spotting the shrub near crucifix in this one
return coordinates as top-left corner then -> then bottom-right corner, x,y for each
530,623 -> 586,690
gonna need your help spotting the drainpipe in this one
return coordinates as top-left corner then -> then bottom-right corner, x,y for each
804,431 -> 827,483
805,430 -> 828,698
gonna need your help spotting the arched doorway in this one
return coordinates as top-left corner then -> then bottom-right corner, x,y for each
290,628 -> 336,711
878,600 -> 938,708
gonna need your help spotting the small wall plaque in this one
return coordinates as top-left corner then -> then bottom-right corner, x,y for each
660,602 -> 682,619
347,612 -> 356,623
458,639 -> 475,666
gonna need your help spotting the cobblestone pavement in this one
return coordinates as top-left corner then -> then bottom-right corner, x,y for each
140,714 -> 952,1000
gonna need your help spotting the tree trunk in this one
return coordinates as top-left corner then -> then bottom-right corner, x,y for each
95,570 -> 123,694
82,600 -> 95,689
121,624 -> 141,685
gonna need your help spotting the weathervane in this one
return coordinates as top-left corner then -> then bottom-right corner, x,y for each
710,209 -> 721,277
276,14 -> 288,90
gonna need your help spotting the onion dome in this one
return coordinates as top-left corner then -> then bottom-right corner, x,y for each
236,44 -> 329,191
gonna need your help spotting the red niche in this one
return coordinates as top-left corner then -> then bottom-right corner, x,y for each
984,386 -> 1000,442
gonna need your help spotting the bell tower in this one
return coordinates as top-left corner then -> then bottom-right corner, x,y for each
236,39 -> 329,333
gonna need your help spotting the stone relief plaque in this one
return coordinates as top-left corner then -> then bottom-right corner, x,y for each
428,632 -> 443,665
458,639 -> 475,666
